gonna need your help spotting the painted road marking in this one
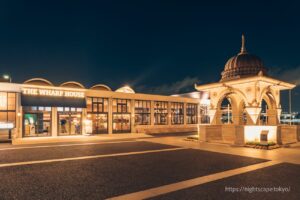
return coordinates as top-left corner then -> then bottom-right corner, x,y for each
108,160 -> 281,200
0,140 -> 141,151
0,147 -> 187,168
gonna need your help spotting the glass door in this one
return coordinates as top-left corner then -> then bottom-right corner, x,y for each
58,113 -> 82,136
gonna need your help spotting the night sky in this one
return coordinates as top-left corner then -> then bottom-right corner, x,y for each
0,0 -> 300,111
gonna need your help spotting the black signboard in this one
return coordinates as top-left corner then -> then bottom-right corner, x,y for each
21,94 -> 86,108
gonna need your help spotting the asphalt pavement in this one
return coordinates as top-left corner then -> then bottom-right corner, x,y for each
0,138 -> 298,200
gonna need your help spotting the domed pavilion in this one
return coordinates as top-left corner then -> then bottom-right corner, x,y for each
195,35 -> 296,145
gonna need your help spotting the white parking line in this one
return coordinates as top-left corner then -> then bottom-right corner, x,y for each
0,147 -> 187,168
108,160 -> 282,200
0,140 -> 140,151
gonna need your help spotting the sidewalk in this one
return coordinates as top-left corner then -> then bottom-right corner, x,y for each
12,133 -> 153,145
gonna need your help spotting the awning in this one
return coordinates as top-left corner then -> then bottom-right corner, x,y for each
21,94 -> 86,108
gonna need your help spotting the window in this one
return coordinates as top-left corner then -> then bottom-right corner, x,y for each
187,103 -> 198,124
171,102 -> 184,124
87,97 -> 108,113
23,106 -> 51,137
87,97 -> 109,134
135,100 -> 150,125
113,99 -> 130,113
154,101 -> 168,125
0,92 -> 16,127
113,99 -> 131,133
58,107 -> 82,136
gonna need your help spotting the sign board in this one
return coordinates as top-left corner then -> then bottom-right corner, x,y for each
260,130 -> 269,145
22,88 -> 84,98
21,87 -> 86,108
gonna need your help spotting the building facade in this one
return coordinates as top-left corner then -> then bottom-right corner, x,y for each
0,78 -> 202,140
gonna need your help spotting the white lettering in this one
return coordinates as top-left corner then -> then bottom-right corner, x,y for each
22,88 -> 85,98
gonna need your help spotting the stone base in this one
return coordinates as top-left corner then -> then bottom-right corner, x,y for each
199,124 -> 300,145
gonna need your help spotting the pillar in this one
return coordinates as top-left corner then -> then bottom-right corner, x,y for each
131,99 -> 135,133
168,102 -> 171,125
51,107 -> 58,137
15,93 -> 22,139
108,98 -> 113,134
267,109 -> 279,125
183,102 -> 187,125
151,101 -> 155,126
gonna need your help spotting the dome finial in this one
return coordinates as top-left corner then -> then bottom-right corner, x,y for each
240,34 -> 247,54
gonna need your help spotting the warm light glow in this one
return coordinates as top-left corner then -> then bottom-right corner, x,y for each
17,112 -> 21,117
0,122 -> 14,129
3,74 -> 10,80
84,119 -> 93,134
244,126 -> 277,143
0,92 -> 7,109
115,85 -> 135,94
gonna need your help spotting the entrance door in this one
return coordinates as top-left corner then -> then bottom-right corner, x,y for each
58,113 -> 82,136
91,114 -> 108,134
23,112 -> 51,137
113,114 -> 131,133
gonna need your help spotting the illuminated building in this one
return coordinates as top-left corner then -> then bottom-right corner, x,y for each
0,78 -> 202,140
195,35 -> 298,145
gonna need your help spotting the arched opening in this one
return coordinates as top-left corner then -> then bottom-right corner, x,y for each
259,99 -> 268,125
220,97 -> 232,124
259,92 -> 278,125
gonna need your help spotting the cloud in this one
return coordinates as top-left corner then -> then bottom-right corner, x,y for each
139,76 -> 200,95
271,66 -> 300,86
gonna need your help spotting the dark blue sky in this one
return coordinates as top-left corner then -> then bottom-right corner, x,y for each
0,0 -> 300,111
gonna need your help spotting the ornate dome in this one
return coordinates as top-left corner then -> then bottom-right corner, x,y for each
220,35 -> 267,82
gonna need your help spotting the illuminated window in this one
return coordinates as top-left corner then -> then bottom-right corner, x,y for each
87,97 -> 108,113
154,101 -> 168,125
0,92 -> 16,127
113,99 -> 131,113
171,102 -> 184,124
135,100 -> 150,125
57,107 -> 83,136
187,103 -> 198,124
87,97 -> 109,134
113,99 -> 131,133
23,106 -> 52,137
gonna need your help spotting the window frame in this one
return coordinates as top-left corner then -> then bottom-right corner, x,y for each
171,102 -> 184,125
154,101 -> 168,125
134,100 -> 151,125
186,103 -> 198,124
